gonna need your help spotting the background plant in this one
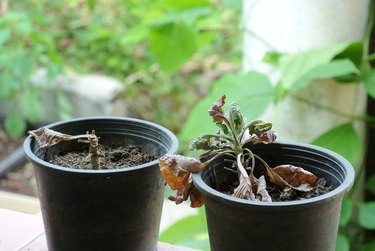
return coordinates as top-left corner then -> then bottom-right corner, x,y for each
1,0 -> 242,137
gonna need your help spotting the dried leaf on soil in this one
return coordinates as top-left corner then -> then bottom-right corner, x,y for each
28,127 -> 73,148
159,154 -> 205,207
233,172 -> 271,202
255,175 -> 272,202
270,164 -> 318,192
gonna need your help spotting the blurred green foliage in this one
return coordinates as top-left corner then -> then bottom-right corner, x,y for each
0,0 -> 242,137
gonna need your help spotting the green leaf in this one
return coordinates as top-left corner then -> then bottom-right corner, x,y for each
364,69 -> 375,99
0,29 -> 10,46
157,0 -> 213,10
366,174 -> 375,196
359,202 -> 375,230
149,22 -> 197,72
335,234 -> 350,251
339,197 -> 352,227
179,71 -> 274,146
20,90 -> 42,123
159,208 -> 209,251
312,123 -> 361,166
290,59 -> 359,92
163,7 -> 213,25
120,25 -> 148,46
333,41 -> 363,67
0,72 -> 18,100
86,0 -> 96,11
229,102 -> 244,134
278,43 -> 355,91
360,241 -> 375,251
262,51 -> 282,66
4,112 -> 27,138
11,55 -> 34,84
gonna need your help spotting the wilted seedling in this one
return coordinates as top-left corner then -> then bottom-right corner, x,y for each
28,127 -> 104,169
159,95 -> 318,208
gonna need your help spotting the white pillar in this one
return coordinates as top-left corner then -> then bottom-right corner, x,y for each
243,0 -> 369,143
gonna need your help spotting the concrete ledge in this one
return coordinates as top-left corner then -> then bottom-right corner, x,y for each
0,191 -> 40,214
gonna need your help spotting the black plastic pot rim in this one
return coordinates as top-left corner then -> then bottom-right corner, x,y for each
23,116 -> 178,174
192,140 -> 355,208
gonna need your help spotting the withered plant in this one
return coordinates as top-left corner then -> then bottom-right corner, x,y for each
159,95 -> 318,207
28,127 -> 104,169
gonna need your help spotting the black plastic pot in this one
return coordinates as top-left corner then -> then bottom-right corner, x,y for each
192,141 -> 354,251
24,117 -> 178,251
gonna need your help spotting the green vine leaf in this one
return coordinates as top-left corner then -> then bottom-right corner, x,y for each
364,69 -> 375,99
278,43 -> 349,89
333,41 -> 363,67
290,59 -> 359,92
274,42 -> 362,94
312,123 -> 361,166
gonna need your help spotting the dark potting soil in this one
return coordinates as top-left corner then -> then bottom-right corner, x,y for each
49,144 -> 156,170
218,177 -> 333,202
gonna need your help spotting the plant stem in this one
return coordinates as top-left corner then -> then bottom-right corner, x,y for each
236,153 -> 249,178
88,134 -> 101,170
77,131 -> 104,170
204,150 -> 236,166
243,148 -> 256,172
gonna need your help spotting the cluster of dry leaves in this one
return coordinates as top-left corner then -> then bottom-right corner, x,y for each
159,95 -> 318,208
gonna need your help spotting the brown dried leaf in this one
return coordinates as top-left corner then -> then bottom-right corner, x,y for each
272,165 -> 318,192
233,172 -> 255,200
258,130 -> 277,144
167,173 -> 192,204
265,165 -> 289,188
28,127 -> 73,148
159,155 -> 206,207
265,163 -> 316,192
233,173 -> 272,202
208,95 -> 226,123
255,175 -> 272,202
189,183 -> 205,208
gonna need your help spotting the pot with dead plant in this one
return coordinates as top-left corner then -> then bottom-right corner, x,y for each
24,117 -> 178,251
159,96 -> 354,251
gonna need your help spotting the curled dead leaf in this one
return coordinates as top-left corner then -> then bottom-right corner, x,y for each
233,172 -> 255,200
208,95 -> 226,123
188,183 -> 205,208
28,127 -> 73,148
255,175 -> 272,202
159,155 -> 205,208
233,173 -> 272,202
258,130 -> 277,144
273,165 -> 317,192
